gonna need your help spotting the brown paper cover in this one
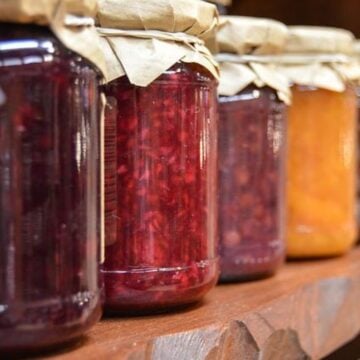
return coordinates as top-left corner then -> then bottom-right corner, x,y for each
0,0 -> 106,76
215,16 -> 290,103
277,26 -> 359,92
96,0 -> 219,86
285,26 -> 354,55
350,40 -> 360,85
217,59 -> 290,104
217,16 -> 288,55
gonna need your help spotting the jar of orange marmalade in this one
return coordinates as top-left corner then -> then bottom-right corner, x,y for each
280,27 -> 358,257
353,40 -> 360,236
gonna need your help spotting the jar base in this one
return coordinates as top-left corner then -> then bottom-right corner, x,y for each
0,333 -> 87,359
105,298 -> 206,317
219,270 -> 277,284
102,259 -> 219,314
287,239 -> 355,259
287,251 -> 351,260
0,293 -> 102,353
219,250 -> 284,283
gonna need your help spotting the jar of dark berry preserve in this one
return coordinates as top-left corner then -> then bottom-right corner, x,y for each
97,0 -> 220,313
216,16 -> 290,281
0,0 -> 105,353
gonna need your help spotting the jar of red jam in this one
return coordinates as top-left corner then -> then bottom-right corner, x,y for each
0,2 -> 104,353
216,16 -> 290,281
97,0 -> 220,313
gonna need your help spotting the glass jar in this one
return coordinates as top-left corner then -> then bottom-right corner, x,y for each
356,85 -> 360,238
103,62 -> 219,313
0,24 -> 102,352
287,85 -> 357,257
218,85 -> 286,281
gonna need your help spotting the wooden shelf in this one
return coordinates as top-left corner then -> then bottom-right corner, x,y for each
46,247 -> 360,360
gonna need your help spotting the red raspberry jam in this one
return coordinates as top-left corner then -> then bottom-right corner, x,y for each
218,86 -> 286,282
0,24 -> 102,352
103,63 -> 219,313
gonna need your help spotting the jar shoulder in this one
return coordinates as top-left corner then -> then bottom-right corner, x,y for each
162,62 -> 217,83
107,61 -> 217,88
219,85 -> 282,105
0,23 -> 92,70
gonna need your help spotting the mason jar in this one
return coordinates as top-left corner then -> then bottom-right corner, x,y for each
0,23 -> 102,352
283,27 -> 358,258
216,16 -> 289,281
103,62 -> 219,313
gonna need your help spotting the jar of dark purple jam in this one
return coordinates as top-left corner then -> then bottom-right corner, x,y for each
218,85 -> 286,282
0,24 -> 102,352
103,62 -> 219,313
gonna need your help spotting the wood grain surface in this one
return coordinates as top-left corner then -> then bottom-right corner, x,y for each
43,247 -> 360,360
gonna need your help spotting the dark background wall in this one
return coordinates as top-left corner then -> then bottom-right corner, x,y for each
229,0 -> 360,37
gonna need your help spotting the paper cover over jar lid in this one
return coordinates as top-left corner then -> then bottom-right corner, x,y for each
215,16 -> 290,103
0,0 -> 106,76
285,26 -> 355,55
217,16 -> 288,55
355,40 -> 360,55
0,0 -> 96,24
97,0 -> 218,39
276,26 -> 359,92
96,0 -> 219,86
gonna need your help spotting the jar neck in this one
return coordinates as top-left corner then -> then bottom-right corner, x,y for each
0,22 -> 53,40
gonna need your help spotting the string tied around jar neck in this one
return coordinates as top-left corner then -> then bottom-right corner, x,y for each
216,53 -> 352,65
64,14 -> 95,27
97,28 -> 206,47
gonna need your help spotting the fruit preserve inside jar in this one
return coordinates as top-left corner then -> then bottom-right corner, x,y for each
218,85 -> 286,282
287,85 -> 357,257
356,85 -> 360,237
103,62 -> 219,313
0,24 -> 102,352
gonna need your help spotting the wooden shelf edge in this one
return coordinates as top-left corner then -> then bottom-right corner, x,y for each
49,248 -> 360,360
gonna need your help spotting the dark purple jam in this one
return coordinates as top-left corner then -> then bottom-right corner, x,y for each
103,63 -> 219,313
218,86 -> 286,282
0,24 -> 102,352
